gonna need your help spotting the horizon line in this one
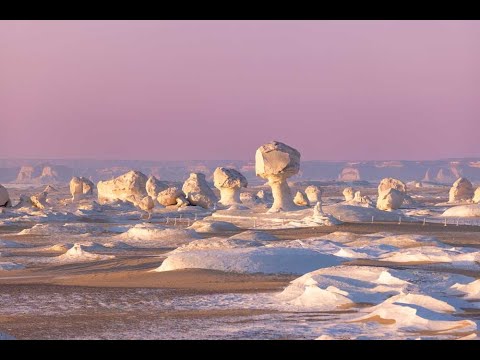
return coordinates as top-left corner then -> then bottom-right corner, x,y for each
1,156 -> 480,163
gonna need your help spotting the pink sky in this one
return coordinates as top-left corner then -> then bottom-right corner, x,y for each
1,20 -> 479,161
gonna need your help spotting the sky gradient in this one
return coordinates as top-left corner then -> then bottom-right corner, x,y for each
1,20 -> 479,161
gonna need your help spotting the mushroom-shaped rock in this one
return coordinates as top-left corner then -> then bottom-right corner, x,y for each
293,191 -> 310,206
69,177 -> 95,201
474,188 -> 480,204
97,170 -> 148,204
0,185 -> 12,207
343,187 -> 355,201
255,141 -> 300,213
449,178 -> 474,203
213,167 -> 248,206
378,178 -> 407,194
182,173 -> 218,209
157,187 -> 189,207
305,185 -> 322,203
30,192 -> 48,210
376,188 -> 405,211
146,176 -> 169,199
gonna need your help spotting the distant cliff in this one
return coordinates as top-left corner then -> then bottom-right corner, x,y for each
1,158 -> 480,185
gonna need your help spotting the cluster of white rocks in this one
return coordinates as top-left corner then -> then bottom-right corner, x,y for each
9,141 -> 479,219
342,187 -> 374,207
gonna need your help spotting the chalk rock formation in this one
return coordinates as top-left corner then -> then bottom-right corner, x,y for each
313,201 -> 324,216
449,178 -> 474,203
138,196 -> 155,213
213,167 -> 248,206
343,187 -> 355,201
294,191 -> 310,206
40,166 -> 58,182
16,166 -> 35,183
376,188 -> 405,211
157,187 -> 189,207
30,192 -> 48,210
175,195 -> 189,207
146,176 -> 169,199
97,170 -> 148,204
474,188 -> 480,204
69,177 -> 95,201
13,194 -> 32,208
255,141 -> 300,213
339,167 -> 361,181
297,201 -> 342,226
305,185 -> 322,203
353,191 -> 374,207
182,173 -> 218,209
378,178 -> 407,194
0,185 -> 11,207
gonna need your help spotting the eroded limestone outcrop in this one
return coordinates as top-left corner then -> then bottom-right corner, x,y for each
255,141 -> 300,213
97,170 -> 148,204
70,177 -> 95,201
182,173 -> 218,209
305,185 -> 322,203
213,167 -> 248,207
293,191 -> 309,206
376,188 -> 405,211
157,187 -> 189,207
449,178 -> 474,203
0,184 -> 11,207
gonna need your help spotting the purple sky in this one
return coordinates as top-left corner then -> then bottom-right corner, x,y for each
1,20 -> 479,161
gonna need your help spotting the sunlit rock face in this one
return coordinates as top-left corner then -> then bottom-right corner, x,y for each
376,188 -> 405,211
182,173 -> 218,209
473,187 -> 480,204
343,187 -> 355,201
138,195 -> 155,212
157,187 -> 189,207
353,191 -> 374,207
146,176 -> 169,199
97,170 -> 148,204
70,177 -> 95,201
213,167 -> 248,207
255,141 -> 300,213
305,185 -> 322,203
378,178 -> 407,195
449,178 -> 474,203
294,191 -> 309,206
0,184 -> 11,207
30,191 -> 48,210
376,178 -> 407,211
